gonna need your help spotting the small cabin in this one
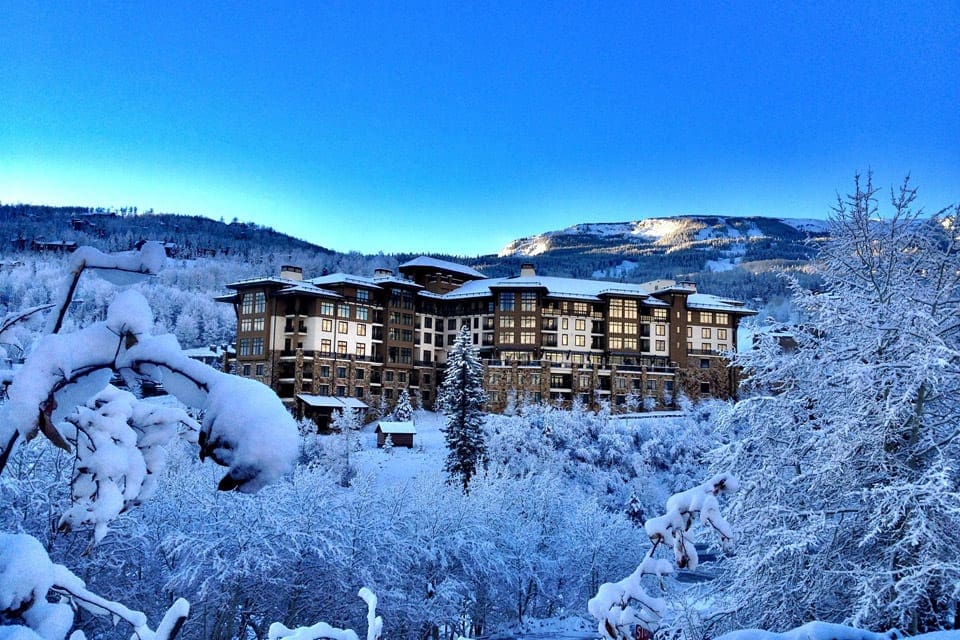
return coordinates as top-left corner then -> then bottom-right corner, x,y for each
376,421 -> 416,448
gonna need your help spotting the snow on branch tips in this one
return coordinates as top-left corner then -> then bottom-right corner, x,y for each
589,473 -> 738,640
0,244 -> 298,542
0,532 -> 189,640
267,587 -> 383,640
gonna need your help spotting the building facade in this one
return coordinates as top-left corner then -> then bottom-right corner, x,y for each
216,257 -> 755,421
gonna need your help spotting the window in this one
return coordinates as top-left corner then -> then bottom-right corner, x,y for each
521,316 -> 536,328
337,341 -> 347,354
579,374 -> 592,387
575,318 -> 586,331
499,292 -> 515,312
700,359 -> 711,369
242,364 -> 251,376
334,366 -> 345,378
687,311 -> 692,322
357,324 -> 367,336
252,338 -> 263,355
321,339 -> 331,352
356,343 -> 366,357
573,302 -> 589,315
624,300 -> 637,319
561,334 -> 569,346
473,333 -> 479,344
355,388 -> 364,398
656,324 -> 666,336
448,318 -> 457,330
702,327 -> 712,339
575,335 -> 585,347
610,299 -> 623,318
241,293 -> 254,314
561,318 -> 569,330
609,321 -> 623,334
646,380 -> 657,391
448,334 -> 457,345
401,329 -> 413,342
473,317 -> 479,329
400,348 -> 412,363
716,313 -> 729,325
609,336 -> 622,349
253,292 -> 265,313
521,292 -> 537,311
338,305 -> 350,318
338,321 -> 348,334
653,308 -> 668,321
240,318 -> 251,332
434,334 -> 443,346
319,384 -> 329,395
238,339 -> 251,356
320,301 -> 334,315
424,317 -> 432,329
320,366 -> 330,377
656,340 -> 666,351
356,307 -> 369,321
255,364 -> 264,376
702,343 -> 712,351
356,289 -> 369,302
423,332 -> 432,344
520,332 -> 537,344
700,311 -> 714,324
700,382 -> 711,394
498,331 -> 514,343
385,371 -> 394,382
384,389 -> 394,400
336,386 -> 346,397
321,318 -> 332,332
717,328 -> 728,340
500,316 -> 515,328
623,337 -> 638,350
403,313 -> 414,326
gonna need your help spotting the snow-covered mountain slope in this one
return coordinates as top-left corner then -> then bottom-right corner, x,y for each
499,215 -> 829,258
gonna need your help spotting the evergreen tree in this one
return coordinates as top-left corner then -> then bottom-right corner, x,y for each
393,388 -> 414,422
439,325 -> 488,492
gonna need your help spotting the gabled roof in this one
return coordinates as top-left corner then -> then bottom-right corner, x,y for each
376,421 -> 417,434
399,256 -> 486,280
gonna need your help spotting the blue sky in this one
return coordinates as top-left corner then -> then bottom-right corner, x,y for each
1,1 -> 957,255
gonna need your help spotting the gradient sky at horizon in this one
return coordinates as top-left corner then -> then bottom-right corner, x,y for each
1,1 -> 958,255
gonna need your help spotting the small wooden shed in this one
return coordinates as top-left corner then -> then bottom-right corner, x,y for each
376,421 -> 416,448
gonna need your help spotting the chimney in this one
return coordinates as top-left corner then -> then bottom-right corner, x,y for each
520,263 -> 536,277
280,265 -> 303,281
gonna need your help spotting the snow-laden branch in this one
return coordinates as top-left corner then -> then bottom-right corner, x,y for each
0,532 -> 189,640
589,473 -> 738,639
267,588 -> 383,640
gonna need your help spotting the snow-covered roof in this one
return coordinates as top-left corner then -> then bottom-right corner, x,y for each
225,276 -> 304,290
181,347 -> 220,360
307,273 -> 384,290
687,293 -> 757,314
273,282 -> 342,299
297,395 -> 369,410
399,256 -> 487,280
442,275 -> 659,303
377,421 -> 416,434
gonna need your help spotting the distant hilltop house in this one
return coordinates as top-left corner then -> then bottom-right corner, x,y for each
30,240 -> 78,253
216,257 -> 756,417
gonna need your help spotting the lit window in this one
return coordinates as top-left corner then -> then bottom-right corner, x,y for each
656,324 -> 666,336
716,313 -> 729,325
500,316 -> 515,328
700,311 -> 714,324
521,316 -> 536,328
356,343 -> 366,357
575,335 -> 585,347
520,332 -> 537,344
653,308 -> 668,321
499,331 -> 514,343
357,324 -> 367,336
321,318 -> 332,332
609,336 -> 622,349
575,318 -> 586,331
320,302 -> 334,315
717,328 -> 728,340
702,327 -> 712,339
337,341 -> 347,354
521,292 -> 537,311
655,340 -> 666,351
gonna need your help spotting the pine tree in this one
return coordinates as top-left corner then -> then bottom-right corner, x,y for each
393,388 -> 414,422
439,325 -> 488,492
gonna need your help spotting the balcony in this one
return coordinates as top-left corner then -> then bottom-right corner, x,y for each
541,318 -> 558,331
591,322 -> 605,334
543,335 -> 558,347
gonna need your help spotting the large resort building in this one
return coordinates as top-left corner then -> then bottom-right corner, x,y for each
217,257 -> 755,425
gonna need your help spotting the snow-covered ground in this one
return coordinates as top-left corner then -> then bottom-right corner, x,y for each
352,410 -> 448,487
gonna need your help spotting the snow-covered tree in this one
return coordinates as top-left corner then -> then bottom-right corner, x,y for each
0,243 -> 299,640
393,389 -> 413,422
439,325 -> 488,492
713,176 -> 960,633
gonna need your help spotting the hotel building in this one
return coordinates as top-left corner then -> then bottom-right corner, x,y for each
217,257 -> 755,424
